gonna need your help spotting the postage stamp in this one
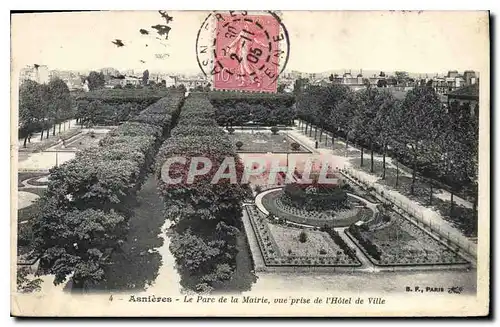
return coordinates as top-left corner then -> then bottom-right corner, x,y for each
196,11 -> 290,93
9,10 -> 490,318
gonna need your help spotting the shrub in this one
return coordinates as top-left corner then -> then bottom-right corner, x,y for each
227,127 -> 235,135
235,141 -> 243,150
290,142 -> 300,151
254,185 -> 262,194
299,231 -> 308,243
32,92 -> 184,288
348,225 -> 381,261
270,126 -> 279,135
319,248 -> 327,255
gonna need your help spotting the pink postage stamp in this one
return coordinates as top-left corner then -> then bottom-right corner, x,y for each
196,11 -> 290,93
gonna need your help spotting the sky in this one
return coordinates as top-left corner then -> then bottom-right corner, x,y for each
11,10 -> 489,75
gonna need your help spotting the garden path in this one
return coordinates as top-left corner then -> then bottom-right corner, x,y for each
241,204 -> 266,271
288,121 -> 477,258
336,227 -> 378,272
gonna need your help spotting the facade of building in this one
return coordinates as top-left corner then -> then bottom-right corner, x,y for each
49,70 -> 85,91
446,83 -> 479,118
19,65 -> 49,84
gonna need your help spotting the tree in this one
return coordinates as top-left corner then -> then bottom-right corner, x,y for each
338,91 -> 363,155
39,84 -> 51,140
398,85 -> 445,194
372,91 -> 400,179
320,84 -> 350,146
377,79 -> 388,88
440,103 -> 478,215
19,80 -> 44,147
86,71 -> 105,91
34,208 -> 126,289
293,78 -> 309,96
352,86 -> 380,171
395,71 -> 409,85
142,69 -> 149,86
47,78 -> 72,135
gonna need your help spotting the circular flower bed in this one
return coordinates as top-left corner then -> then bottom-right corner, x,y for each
261,189 -> 374,228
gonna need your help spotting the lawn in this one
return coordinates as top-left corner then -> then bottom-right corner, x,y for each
227,132 -> 310,153
18,172 -> 48,188
267,223 -> 340,257
350,211 -> 469,266
348,157 -> 478,238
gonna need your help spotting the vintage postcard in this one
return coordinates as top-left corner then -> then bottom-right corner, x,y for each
10,10 -> 490,317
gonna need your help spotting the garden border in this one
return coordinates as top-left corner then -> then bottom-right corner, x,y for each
341,168 -> 477,261
245,205 -> 362,269
344,229 -> 471,270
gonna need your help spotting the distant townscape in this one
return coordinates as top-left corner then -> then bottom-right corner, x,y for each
19,65 -> 479,109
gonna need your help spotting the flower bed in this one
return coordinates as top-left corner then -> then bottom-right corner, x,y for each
348,211 -> 469,266
261,189 -> 374,228
246,205 -> 361,267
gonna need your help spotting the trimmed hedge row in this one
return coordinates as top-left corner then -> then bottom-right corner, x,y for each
320,225 -> 358,260
76,89 -> 175,126
31,91 -> 184,288
208,91 -> 296,126
156,93 -> 246,293
348,225 -> 382,261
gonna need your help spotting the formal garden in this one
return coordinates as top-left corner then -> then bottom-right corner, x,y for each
246,205 -> 361,267
347,208 -> 469,266
16,81 -> 477,294
227,131 -> 310,153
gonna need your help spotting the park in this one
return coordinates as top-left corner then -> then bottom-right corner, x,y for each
16,80 -> 478,295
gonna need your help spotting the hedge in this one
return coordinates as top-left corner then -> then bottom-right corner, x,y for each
31,91 -> 185,288
348,225 -> 382,261
208,91 -> 296,126
155,93 -> 246,293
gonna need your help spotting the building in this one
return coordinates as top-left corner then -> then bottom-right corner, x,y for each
19,65 -> 49,84
176,77 -> 210,89
101,67 -> 120,76
447,70 -> 459,79
463,70 -> 478,85
49,70 -> 85,91
446,83 -> 479,118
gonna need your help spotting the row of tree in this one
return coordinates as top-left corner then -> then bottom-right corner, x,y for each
296,84 -> 478,213
75,88 -> 174,126
19,78 -> 73,147
31,93 -> 184,289
155,94 -> 247,293
209,92 -> 296,126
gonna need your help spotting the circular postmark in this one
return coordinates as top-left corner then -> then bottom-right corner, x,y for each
196,11 -> 290,93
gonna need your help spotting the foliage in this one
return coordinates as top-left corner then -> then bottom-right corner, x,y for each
209,92 -> 296,126
235,141 -> 243,150
156,94 -> 246,292
32,92 -> 184,288
348,225 -> 381,260
17,267 -> 42,293
86,71 -> 105,91
290,142 -> 300,151
298,231 -> 308,243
